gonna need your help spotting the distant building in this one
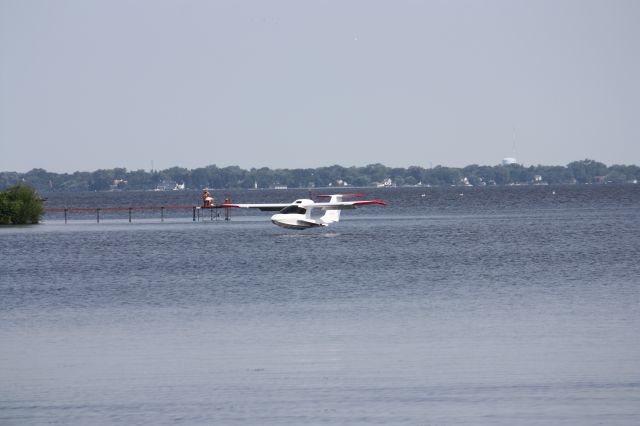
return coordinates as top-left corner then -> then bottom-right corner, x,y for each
154,180 -> 184,191
110,179 -> 128,190
375,178 -> 394,188
502,157 -> 518,165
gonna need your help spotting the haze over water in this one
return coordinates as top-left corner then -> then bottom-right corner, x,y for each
1,186 -> 639,425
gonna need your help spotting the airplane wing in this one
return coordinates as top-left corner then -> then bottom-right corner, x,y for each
221,194 -> 385,212
220,203 -> 290,212
304,200 -> 386,210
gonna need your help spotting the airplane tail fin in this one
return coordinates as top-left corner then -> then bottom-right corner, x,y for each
320,194 -> 343,224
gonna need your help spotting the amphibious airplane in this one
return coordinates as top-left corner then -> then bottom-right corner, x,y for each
221,194 -> 386,229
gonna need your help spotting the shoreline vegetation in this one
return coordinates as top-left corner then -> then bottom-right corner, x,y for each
0,184 -> 45,225
1,159 -> 638,193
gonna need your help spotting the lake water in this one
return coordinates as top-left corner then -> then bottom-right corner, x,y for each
1,186 -> 639,425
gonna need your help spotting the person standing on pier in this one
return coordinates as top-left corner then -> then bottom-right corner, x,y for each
202,189 -> 214,208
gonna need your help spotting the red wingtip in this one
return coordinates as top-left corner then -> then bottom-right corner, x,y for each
353,200 -> 386,206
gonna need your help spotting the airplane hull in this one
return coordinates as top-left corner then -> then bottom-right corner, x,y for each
270,213 -> 324,229
271,220 -> 318,230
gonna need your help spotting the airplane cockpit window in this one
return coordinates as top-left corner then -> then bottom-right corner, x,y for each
280,205 -> 306,215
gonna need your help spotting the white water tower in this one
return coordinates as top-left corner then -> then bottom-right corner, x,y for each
502,157 -> 517,165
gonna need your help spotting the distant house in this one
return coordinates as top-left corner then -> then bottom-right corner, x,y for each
155,180 -> 185,191
110,179 -> 127,190
375,178 -> 394,188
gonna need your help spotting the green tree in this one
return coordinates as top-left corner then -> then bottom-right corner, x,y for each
89,169 -> 116,191
0,172 -> 21,190
0,184 -> 45,225
506,164 -> 533,183
363,163 -> 390,183
493,166 -> 511,185
607,164 -> 640,183
536,165 -> 572,184
567,159 -> 607,183
425,166 -> 461,185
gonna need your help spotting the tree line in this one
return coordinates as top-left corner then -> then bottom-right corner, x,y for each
1,160 -> 638,192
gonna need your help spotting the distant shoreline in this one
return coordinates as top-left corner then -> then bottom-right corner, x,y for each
38,182 -> 638,194
2,160 -> 638,192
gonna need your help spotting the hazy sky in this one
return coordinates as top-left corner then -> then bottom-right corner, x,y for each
1,0 -> 639,172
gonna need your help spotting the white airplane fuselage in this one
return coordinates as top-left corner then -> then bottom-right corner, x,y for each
269,198 -> 326,229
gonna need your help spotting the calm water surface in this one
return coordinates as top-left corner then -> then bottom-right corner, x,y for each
1,186 -> 639,425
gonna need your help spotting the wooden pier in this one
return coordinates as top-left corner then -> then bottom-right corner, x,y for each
45,204 -> 231,223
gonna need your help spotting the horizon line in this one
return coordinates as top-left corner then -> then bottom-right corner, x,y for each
2,159 -> 635,175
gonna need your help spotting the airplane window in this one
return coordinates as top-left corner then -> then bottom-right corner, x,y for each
280,205 -> 306,214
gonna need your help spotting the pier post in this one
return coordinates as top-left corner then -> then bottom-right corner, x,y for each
161,206 -> 164,222
193,206 -> 196,222
129,207 -> 132,223
97,208 -> 100,223
64,208 -> 68,224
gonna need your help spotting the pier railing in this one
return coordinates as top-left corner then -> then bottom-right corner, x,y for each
45,205 -> 230,223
